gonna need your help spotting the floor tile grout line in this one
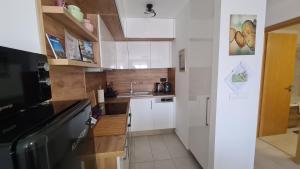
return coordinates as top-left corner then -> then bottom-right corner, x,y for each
149,134 -> 172,161
146,135 -> 156,168
161,134 -> 182,169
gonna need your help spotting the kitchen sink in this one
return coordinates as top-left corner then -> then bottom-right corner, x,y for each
117,91 -> 153,98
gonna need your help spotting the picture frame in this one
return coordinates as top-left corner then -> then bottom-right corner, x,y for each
79,40 -> 94,63
179,49 -> 186,72
65,31 -> 82,60
229,14 -> 257,56
46,33 -> 66,59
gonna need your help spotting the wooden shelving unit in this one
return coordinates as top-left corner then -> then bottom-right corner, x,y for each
48,59 -> 99,67
42,6 -> 98,42
38,0 -> 102,101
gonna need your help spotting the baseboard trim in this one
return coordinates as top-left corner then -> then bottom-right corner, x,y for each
130,128 -> 175,137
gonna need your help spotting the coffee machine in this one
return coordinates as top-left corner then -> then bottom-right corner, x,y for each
153,78 -> 172,94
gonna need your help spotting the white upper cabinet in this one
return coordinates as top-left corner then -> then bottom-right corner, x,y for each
116,42 -> 129,69
99,16 -> 116,69
100,41 -> 116,69
125,18 -> 175,38
127,42 -> 151,69
150,42 -> 172,68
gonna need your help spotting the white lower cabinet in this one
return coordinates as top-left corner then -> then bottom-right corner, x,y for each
130,98 -> 153,131
130,97 -> 175,132
152,98 -> 175,129
117,154 -> 129,169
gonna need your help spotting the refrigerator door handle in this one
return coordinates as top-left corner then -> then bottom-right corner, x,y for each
205,97 -> 210,126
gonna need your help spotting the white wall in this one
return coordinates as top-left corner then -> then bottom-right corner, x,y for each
209,0 -> 267,169
266,0 -> 300,26
0,0 -> 42,53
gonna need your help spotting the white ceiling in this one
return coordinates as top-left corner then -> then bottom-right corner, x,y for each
123,0 -> 190,18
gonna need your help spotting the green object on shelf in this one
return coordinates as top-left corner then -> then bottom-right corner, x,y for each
67,5 -> 84,22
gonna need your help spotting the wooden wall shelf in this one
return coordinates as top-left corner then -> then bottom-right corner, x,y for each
48,59 -> 100,67
42,6 -> 98,42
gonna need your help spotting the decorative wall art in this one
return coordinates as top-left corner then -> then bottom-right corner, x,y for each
229,14 -> 257,55
179,49 -> 186,72
225,62 -> 252,93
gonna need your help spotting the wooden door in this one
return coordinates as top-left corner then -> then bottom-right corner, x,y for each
259,33 -> 297,136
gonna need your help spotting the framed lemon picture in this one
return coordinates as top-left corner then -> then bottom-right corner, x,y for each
229,14 -> 257,55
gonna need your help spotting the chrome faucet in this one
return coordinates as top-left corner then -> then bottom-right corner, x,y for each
130,81 -> 137,95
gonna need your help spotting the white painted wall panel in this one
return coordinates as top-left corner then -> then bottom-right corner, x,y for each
0,0 -> 42,53
209,0 -> 267,169
266,0 -> 300,26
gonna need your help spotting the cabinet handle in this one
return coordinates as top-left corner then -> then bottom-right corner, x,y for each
205,97 -> 210,126
128,113 -> 132,127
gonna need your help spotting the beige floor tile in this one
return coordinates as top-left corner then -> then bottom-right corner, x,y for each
254,139 -> 300,169
162,134 -> 190,158
134,136 -> 153,163
154,159 -> 177,169
173,157 -> 201,169
135,162 -> 155,169
260,130 -> 298,156
149,135 -> 171,160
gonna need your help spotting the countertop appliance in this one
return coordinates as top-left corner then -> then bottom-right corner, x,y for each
153,83 -> 160,93
0,46 -> 96,169
0,46 -> 51,112
164,82 -> 172,94
153,78 -> 172,94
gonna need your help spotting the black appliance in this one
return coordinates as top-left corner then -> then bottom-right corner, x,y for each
0,100 -> 96,169
153,78 -> 172,94
0,47 -> 96,169
0,46 -> 51,113
104,82 -> 118,98
164,82 -> 172,94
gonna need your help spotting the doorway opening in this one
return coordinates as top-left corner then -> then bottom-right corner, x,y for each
258,18 -> 300,164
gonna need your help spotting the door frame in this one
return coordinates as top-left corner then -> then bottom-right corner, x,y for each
258,16 -> 300,164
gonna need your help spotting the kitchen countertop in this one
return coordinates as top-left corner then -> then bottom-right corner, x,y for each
89,94 -> 175,159
92,97 -> 130,159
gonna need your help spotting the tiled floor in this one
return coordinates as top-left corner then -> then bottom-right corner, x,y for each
129,133 -> 300,169
254,139 -> 300,169
259,128 -> 298,156
129,134 -> 202,169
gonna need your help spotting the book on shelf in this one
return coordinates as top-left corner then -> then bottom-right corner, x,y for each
79,40 -> 94,63
65,31 -> 82,61
46,33 -> 66,59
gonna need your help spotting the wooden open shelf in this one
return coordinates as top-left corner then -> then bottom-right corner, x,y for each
48,59 -> 99,68
42,6 -> 98,42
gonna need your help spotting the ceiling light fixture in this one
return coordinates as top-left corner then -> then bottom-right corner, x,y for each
144,3 -> 157,17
